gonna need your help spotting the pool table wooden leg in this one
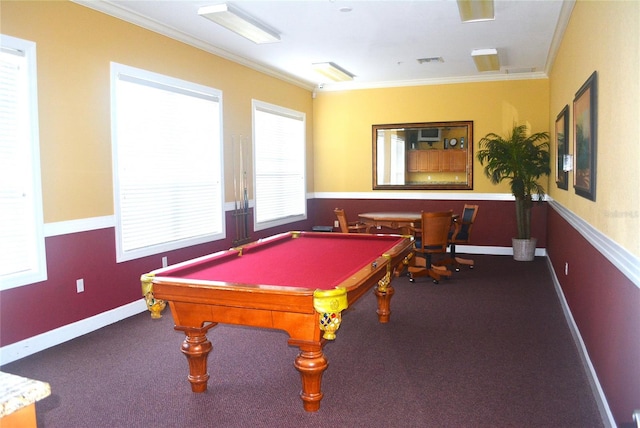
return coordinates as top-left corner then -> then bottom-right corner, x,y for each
375,284 -> 395,323
175,323 -> 216,393
290,340 -> 327,412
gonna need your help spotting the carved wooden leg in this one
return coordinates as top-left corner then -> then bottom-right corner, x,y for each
290,340 -> 327,412
374,284 -> 395,323
175,324 -> 216,393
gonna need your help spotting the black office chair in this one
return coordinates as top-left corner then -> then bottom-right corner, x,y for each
435,204 -> 479,271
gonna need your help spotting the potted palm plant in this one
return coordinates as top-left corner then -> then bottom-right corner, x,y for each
476,124 -> 550,261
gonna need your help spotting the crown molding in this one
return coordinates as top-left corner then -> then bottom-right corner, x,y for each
316,71 -> 549,92
71,0 -> 316,91
544,0 -> 576,75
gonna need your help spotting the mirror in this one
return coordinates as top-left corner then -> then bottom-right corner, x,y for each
373,121 -> 473,190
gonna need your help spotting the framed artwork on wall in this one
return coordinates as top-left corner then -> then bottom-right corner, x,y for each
555,105 -> 569,190
573,71 -> 597,201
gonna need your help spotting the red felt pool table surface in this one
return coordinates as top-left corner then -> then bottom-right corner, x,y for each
144,231 -> 414,412
158,231 -> 407,290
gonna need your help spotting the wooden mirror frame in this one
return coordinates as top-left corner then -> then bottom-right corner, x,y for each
372,121 -> 474,190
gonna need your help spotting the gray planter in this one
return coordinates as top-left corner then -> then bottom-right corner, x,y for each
512,238 -> 537,261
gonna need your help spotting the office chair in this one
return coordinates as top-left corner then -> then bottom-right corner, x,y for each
408,211 -> 453,284
435,204 -> 479,271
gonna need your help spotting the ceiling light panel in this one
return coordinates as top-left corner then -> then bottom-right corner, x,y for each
471,48 -> 500,72
198,3 -> 280,44
457,0 -> 495,22
312,62 -> 355,82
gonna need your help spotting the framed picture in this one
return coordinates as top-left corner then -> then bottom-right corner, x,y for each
555,105 -> 569,190
573,71 -> 597,201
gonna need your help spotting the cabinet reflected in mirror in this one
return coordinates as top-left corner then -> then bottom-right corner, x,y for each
373,121 -> 473,190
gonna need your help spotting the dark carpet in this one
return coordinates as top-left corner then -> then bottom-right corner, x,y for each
2,255 -> 605,427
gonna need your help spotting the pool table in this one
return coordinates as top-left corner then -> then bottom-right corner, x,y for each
141,231 -> 414,412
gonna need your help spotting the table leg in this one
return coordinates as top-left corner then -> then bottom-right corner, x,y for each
375,284 -> 395,323
289,340 -> 327,412
175,323 -> 216,393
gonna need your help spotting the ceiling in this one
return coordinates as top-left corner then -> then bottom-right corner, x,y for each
75,0 -> 573,91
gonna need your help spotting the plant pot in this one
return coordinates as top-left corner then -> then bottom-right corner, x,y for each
512,238 -> 537,261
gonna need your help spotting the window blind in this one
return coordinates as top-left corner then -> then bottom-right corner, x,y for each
112,63 -> 224,262
0,36 -> 46,290
253,101 -> 306,230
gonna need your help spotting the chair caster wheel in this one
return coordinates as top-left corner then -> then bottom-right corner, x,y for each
470,266 -> 474,269
409,278 -> 415,283
432,279 -> 439,284
455,268 -> 461,272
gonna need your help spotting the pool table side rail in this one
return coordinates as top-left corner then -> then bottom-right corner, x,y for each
149,232 -> 414,301
149,234 -> 413,329
151,250 -> 394,314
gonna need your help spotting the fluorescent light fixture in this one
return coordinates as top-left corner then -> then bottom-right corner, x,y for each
312,62 -> 355,82
471,48 -> 500,72
457,0 -> 495,22
198,3 -> 280,44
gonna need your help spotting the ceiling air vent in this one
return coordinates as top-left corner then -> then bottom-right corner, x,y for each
417,57 -> 444,64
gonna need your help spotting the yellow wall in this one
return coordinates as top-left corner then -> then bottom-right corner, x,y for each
549,0 -> 640,257
1,0 -> 313,223
312,79 -> 549,193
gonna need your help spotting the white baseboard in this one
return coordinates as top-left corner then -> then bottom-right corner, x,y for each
456,244 -> 547,257
0,298 -> 148,366
545,257 -> 616,428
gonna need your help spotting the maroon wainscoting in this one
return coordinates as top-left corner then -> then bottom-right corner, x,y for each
547,207 -> 640,425
310,198 -> 547,248
0,228 -> 219,347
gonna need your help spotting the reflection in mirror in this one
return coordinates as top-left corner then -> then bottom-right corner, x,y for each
373,121 -> 473,190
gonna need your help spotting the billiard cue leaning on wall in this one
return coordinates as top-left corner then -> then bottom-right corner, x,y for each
232,135 -> 251,246
232,135 -> 240,244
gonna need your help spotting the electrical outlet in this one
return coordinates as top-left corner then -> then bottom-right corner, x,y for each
334,220 -> 339,228
76,278 -> 85,293
162,256 -> 168,268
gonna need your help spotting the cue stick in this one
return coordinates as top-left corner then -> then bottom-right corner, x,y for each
243,170 -> 249,239
242,136 -> 249,239
239,135 -> 246,239
231,135 -> 240,242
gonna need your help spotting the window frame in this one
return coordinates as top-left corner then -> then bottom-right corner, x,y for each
0,35 -> 46,290
110,62 -> 225,262
252,100 -> 307,231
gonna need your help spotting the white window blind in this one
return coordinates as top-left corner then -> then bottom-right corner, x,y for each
111,63 -> 225,262
0,35 -> 46,290
253,100 -> 306,231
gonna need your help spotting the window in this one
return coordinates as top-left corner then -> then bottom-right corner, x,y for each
377,132 -> 405,185
111,63 -> 224,262
0,35 -> 46,290
252,100 -> 306,231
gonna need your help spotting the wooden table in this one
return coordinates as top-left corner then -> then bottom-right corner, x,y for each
359,212 -> 459,234
358,212 -> 422,234
141,231 -> 414,412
